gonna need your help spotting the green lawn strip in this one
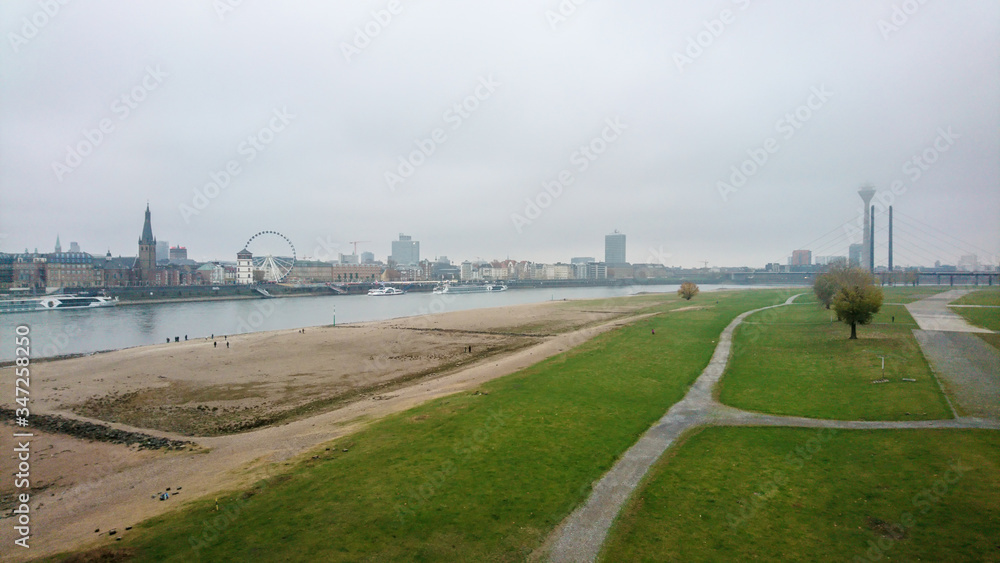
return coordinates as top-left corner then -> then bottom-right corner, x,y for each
953,288 -> 1000,306
59,290 -> 794,562
719,301 -> 952,421
877,286 -> 946,303
601,426 -> 1000,563
949,288 -> 1000,332
951,307 -> 1000,332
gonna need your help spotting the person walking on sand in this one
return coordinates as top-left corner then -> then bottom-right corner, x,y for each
226,341 -> 230,349
214,341 -> 217,348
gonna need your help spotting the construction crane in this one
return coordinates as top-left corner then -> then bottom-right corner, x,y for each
348,240 -> 370,255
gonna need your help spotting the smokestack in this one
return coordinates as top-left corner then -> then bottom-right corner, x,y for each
858,184 -> 876,272
888,206 -> 893,275
870,205 -> 875,272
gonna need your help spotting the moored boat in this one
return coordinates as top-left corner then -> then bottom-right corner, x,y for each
432,283 -> 507,294
0,294 -> 118,314
367,285 -> 405,296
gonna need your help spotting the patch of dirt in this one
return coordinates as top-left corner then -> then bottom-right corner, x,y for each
865,516 -> 909,540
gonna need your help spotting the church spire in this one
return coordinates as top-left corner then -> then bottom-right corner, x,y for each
55,234 -> 61,253
139,203 -> 155,245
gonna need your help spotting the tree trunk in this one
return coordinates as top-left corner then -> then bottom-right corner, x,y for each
850,322 -> 857,340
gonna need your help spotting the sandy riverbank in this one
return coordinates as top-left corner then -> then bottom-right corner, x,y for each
0,294 -> 676,560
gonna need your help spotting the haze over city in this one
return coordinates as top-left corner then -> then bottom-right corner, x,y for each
1,1 -> 997,268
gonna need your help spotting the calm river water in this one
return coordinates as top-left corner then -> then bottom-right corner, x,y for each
1,284 -> 773,361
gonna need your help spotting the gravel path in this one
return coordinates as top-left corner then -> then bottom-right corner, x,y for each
544,292 -> 1000,562
914,330 -> 1000,418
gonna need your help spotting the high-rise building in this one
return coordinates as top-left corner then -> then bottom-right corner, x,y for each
791,250 -> 812,266
69,241 -> 81,253
849,243 -> 862,267
605,231 -> 626,265
360,251 -> 375,264
391,233 -> 420,265
137,204 -> 156,284
571,256 -> 595,265
858,185 -> 876,271
958,254 -> 979,272
169,246 -> 188,261
815,255 -> 846,266
156,240 -> 170,262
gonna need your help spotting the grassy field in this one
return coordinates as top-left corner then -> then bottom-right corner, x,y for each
795,285 -> 943,307
949,289 -> 1000,333
58,289 -> 797,561
953,288 -> 1000,306
719,301 -> 953,420
877,285 -> 946,303
600,427 -> 1000,562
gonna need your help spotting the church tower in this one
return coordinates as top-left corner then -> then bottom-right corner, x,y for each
138,204 -> 156,284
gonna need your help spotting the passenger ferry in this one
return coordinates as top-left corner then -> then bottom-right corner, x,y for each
0,294 -> 118,314
432,283 -> 507,295
367,285 -> 405,296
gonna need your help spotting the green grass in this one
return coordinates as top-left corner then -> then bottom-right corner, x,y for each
948,289 -> 1000,338
953,307 -> 1000,332
876,285 -> 946,303
59,289 -> 797,562
800,285 -> 943,305
953,288 -> 1000,306
601,427 -> 1000,562
718,302 -> 953,420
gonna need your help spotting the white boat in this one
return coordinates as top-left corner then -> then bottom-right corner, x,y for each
367,286 -> 405,296
0,294 -> 118,314
432,283 -> 507,294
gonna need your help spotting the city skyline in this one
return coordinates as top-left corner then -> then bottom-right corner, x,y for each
1,2 -> 998,268
9,205 -> 990,272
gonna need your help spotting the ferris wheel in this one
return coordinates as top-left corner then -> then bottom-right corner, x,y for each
245,231 -> 296,283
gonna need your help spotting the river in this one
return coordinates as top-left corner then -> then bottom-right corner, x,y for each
0,284 -> 774,361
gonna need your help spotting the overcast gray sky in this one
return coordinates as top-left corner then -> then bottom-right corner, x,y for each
2,0 -> 997,268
